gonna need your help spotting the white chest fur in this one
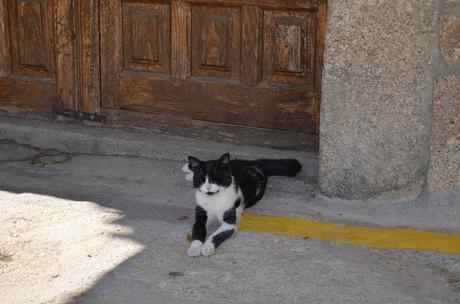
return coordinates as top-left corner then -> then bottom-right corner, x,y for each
195,184 -> 242,222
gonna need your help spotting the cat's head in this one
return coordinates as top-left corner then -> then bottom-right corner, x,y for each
187,153 -> 232,195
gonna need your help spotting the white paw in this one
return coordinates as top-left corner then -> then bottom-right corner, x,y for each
201,242 -> 215,257
187,240 -> 202,257
182,163 -> 194,181
185,172 -> 193,182
182,163 -> 192,173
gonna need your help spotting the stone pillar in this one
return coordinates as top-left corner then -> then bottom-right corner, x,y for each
319,0 -> 438,199
428,0 -> 460,192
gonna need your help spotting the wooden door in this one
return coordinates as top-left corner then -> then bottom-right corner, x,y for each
0,0 -> 100,117
101,0 -> 326,135
0,0 -> 57,113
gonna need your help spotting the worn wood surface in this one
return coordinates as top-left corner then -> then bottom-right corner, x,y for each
0,0 -> 57,112
55,0 -> 75,109
118,75 -> 318,133
0,0 -> 9,77
123,1 -> 171,74
0,78 -> 56,112
104,108 -> 319,151
100,0 -> 326,135
100,0 -> 121,109
186,0 -> 320,11
171,0 -> 191,80
241,5 -> 262,85
74,0 -> 100,113
9,0 -> 56,80
262,9 -> 316,87
191,5 -> 241,80
1,0 -> 327,149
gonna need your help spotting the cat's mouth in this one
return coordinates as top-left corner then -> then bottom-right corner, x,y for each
205,190 -> 219,195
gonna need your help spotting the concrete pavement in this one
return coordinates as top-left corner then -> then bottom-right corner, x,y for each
0,118 -> 459,303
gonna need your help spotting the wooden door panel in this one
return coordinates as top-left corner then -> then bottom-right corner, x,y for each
262,10 -> 316,87
122,1 -> 171,74
119,76 -> 317,132
191,5 -> 240,80
0,1 -> 102,116
0,0 -> 57,112
101,0 -> 326,135
10,0 -> 55,80
0,0 -> 9,77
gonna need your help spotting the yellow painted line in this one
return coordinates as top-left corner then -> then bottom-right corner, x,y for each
239,212 -> 460,255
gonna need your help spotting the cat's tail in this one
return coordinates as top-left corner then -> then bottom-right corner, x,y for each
258,159 -> 302,177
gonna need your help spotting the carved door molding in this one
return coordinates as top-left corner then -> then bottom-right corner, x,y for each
0,0 -> 100,115
1,0 -> 327,141
100,0 -> 327,134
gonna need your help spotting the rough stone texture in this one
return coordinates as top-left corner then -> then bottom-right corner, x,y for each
440,14 -> 460,66
428,75 -> 460,191
319,0 -> 437,199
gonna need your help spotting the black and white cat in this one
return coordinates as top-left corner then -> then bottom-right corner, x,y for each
183,153 -> 301,257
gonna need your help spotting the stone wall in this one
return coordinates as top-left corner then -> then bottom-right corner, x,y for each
319,0 -> 438,199
428,0 -> 460,191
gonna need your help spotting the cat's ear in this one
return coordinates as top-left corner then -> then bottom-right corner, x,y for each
218,153 -> 230,166
188,156 -> 201,169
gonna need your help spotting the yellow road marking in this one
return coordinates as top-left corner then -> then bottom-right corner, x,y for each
239,212 -> 460,255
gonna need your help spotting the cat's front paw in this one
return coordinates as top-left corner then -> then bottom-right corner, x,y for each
201,242 -> 215,257
187,240 -> 203,257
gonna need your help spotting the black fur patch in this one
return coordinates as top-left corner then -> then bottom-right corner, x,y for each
258,159 -> 302,177
234,198 -> 241,208
223,207 -> 237,224
212,229 -> 235,248
188,155 -> 233,189
192,206 -> 207,242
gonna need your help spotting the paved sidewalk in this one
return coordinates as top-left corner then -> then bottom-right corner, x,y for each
0,119 -> 459,303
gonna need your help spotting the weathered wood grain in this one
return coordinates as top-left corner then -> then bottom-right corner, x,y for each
122,1 -> 171,74
118,75 -> 318,133
75,0 -> 100,113
0,0 -> 57,113
0,77 -> 56,111
99,0 -> 325,136
191,5 -> 241,80
0,0 -> 9,77
186,0 -> 319,11
241,5 -> 262,85
55,0 -> 75,109
100,0 -> 122,109
9,0 -> 55,80
104,108 -> 319,151
171,0 -> 191,80
262,10 -> 315,86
